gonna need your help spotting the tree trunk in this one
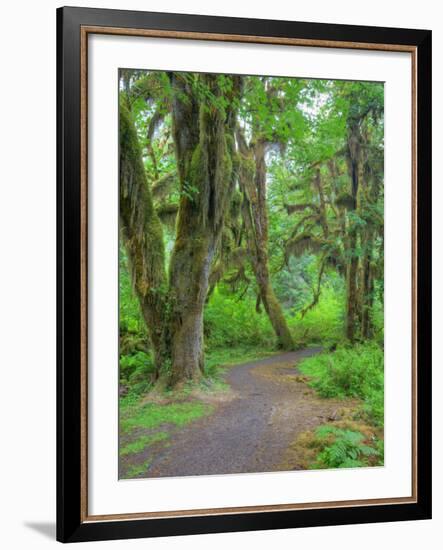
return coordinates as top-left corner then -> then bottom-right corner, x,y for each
360,234 -> 374,339
168,235 -> 215,385
345,229 -> 359,342
360,153 -> 382,339
238,134 -> 294,350
119,103 -> 169,375
344,122 -> 362,343
168,73 -> 242,385
313,168 -> 329,238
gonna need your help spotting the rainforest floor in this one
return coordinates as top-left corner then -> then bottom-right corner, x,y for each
118,348 -> 372,479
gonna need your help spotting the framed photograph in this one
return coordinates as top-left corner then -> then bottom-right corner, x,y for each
57,6 -> 432,543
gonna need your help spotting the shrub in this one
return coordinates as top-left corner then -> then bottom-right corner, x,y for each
119,351 -> 155,396
298,342 -> 384,426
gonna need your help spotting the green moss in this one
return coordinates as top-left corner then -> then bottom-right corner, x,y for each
120,432 -> 169,456
119,101 -> 167,301
189,143 -> 204,185
231,151 -> 241,180
120,401 -> 212,434
125,460 -> 152,478
224,133 -> 234,153
223,145 -> 233,183
242,156 -> 256,179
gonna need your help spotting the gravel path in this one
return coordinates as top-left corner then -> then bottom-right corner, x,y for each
133,348 -> 350,478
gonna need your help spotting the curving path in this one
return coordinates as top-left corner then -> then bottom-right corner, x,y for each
128,348 -> 352,478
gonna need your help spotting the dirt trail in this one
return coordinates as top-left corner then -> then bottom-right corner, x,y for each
131,349 -> 353,479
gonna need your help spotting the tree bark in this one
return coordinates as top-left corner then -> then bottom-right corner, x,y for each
238,133 -> 294,350
360,151 -> 383,340
168,73 -> 243,385
313,168 -> 329,238
360,231 -> 374,339
344,122 -> 362,342
119,103 -> 168,375
345,229 -> 359,342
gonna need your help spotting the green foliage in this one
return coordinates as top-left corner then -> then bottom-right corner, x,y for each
204,288 -> 275,349
299,343 -> 384,426
119,249 -> 156,396
371,290 -> 385,346
119,249 -> 145,337
181,179 -> 200,202
289,285 -> 345,346
120,351 -> 154,386
311,425 -> 383,469
271,255 -> 317,309
360,382 -> 384,427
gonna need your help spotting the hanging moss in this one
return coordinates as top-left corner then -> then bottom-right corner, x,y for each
156,202 -> 179,228
119,102 -> 168,373
166,74 -> 245,385
151,172 -> 177,200
244,156 -> 256,179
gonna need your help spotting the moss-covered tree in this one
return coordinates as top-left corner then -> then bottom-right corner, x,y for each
237,129 -> 294,349
167,73 -> 243,384
119,72 -> 243,385
119,103 -> 168,375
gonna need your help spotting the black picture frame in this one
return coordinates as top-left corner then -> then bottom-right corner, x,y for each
57,6 -> 432,543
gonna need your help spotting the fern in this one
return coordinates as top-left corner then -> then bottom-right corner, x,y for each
299,343 -> 384,426
312,426 -> 382,469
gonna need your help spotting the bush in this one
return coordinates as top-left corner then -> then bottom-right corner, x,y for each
120,351 -> 155,396
298,342 -> 384,426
